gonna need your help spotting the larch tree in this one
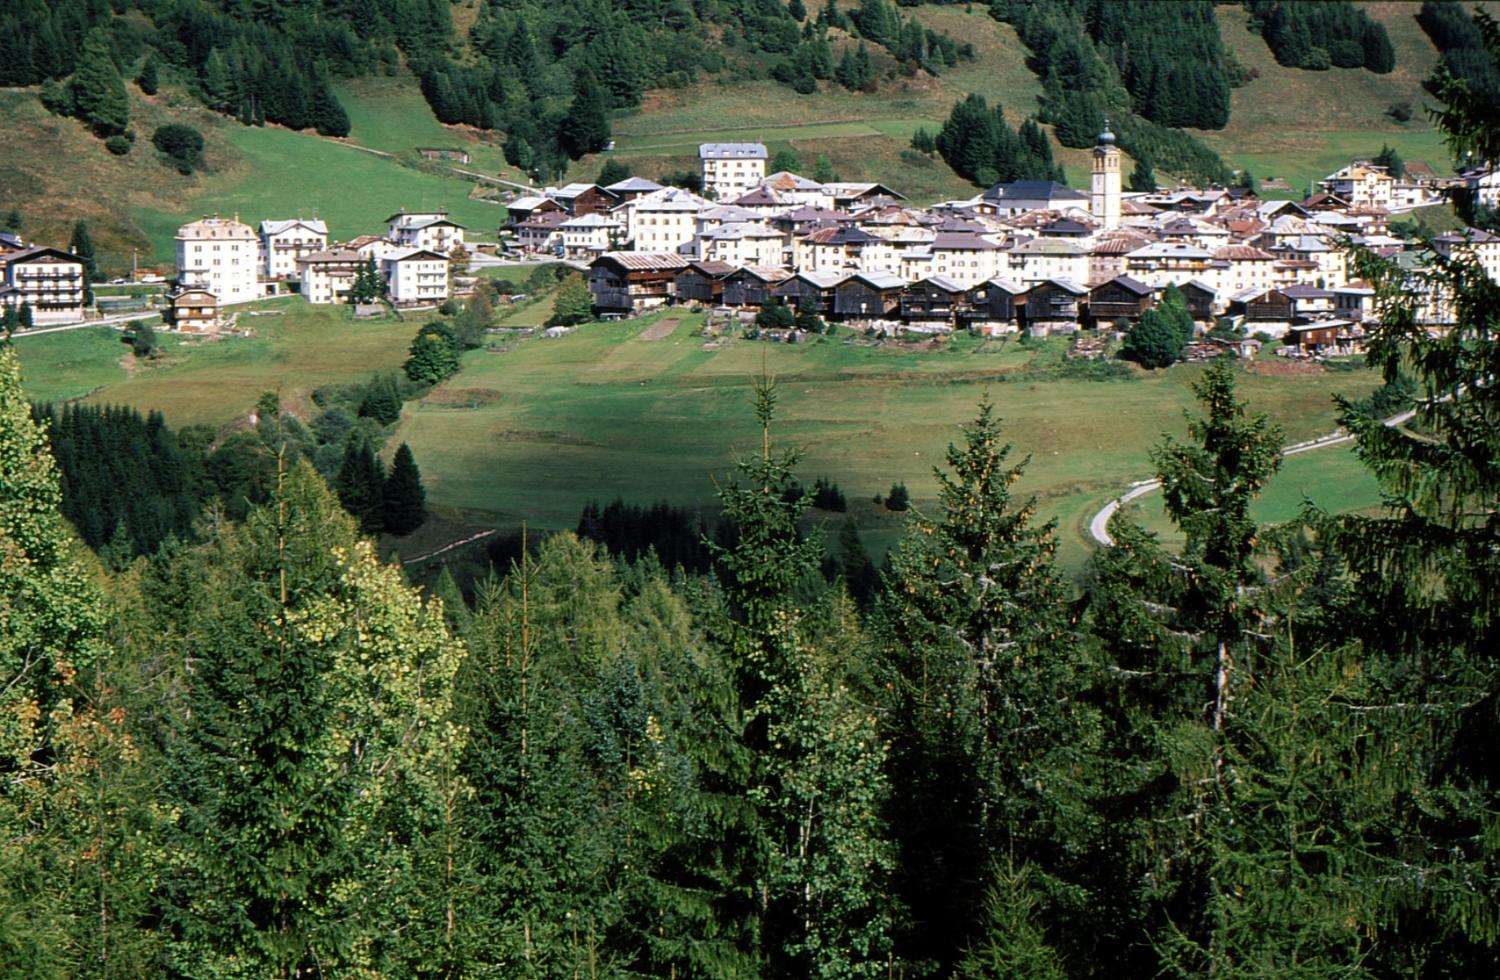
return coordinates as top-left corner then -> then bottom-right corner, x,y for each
0,347 -> 153,975
151,460 -> 465,977
707,378 -> 896,975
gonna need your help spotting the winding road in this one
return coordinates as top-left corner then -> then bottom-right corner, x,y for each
1087,407 -> 1418,548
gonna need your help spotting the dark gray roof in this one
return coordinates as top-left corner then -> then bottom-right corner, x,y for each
981,180 -> 1088,206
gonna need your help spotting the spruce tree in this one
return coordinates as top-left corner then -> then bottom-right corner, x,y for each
706,378 -> 896,974
873,399 -> 1091,973
382,443 -> 426,536
70,26 -> 129,137
69,219 -> 100,289
152,461 -> 465,975
561,71 -> 610,160
333,434 -> 385,533
137,53 -> 158,95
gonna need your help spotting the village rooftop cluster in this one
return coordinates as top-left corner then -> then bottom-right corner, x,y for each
499,136 -> 1500,357
3,133 -> 1498,357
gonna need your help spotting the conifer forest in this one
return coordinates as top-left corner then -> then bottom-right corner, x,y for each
6,5 -> 1500,980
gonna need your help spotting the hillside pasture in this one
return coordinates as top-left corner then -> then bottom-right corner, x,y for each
13,298 -> 416,426
390,312 -> 1383,573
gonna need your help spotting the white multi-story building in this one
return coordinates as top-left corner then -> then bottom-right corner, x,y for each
259,218 -> 328,279
697,222 -> 787,268
297,248 -> 364,305
176,215 -> 259,304
381,248 -> 449,305
619,187 -> 711,252
1320,163 -> 1394,209
386,210 -> 465,253
1431,227 -> 1500,281
0,246 -> 86,323
699,143 -> 767,201
560,213 -> 625,258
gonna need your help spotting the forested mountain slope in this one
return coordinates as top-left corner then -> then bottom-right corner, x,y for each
0,1 -> 1469,269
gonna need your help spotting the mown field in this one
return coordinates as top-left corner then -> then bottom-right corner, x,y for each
388,311 -> 1383,574
12,302 -> 1385,575
12,298 -> 414,424
1123,442 -> 1385,551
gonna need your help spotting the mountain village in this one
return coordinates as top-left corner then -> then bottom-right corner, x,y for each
3,130 -> 1499,360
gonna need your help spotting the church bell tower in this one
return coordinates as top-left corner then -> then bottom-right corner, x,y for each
1091,117 -> 1121,231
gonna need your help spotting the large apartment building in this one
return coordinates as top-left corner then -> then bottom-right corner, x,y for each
176,215 -> 260,304
699,143 -> 767,201
259,218 -> 328,279
386,210 -> 465,253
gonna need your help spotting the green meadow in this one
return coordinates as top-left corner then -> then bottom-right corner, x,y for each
389,312 -> 1382,573
13,298 -> 414,424
13,301 -> 1386,574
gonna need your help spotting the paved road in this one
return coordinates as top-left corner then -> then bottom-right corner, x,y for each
1087,408 -> 1418,548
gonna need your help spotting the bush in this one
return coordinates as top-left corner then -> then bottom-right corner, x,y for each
105,135 -> 133,156
152,124 -> 205,174
127,320 -> 157,357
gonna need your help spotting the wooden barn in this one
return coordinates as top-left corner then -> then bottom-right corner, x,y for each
1023,279 -> 1088,334
588,252 -> 690,314
961,277 -> 1026,334
721,266 -> 790,308
900,276 -> 968,327
771,270 -> 845,314
674,261 -> 735,304
1087,275 -> 1155,325
833,272 -> 904,320
1231,287 -> 1294,325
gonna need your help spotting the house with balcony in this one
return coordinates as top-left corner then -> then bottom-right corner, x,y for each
0,246 -> 87,323
381,248 -> 450,305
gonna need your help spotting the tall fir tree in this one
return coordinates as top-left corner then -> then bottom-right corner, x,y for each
874,400 -> 1092,973
382,442 -> 426,536
561,71 -> 610,160
151,461 -> 466,976
333,434 -> 385,533
70,26 -> 129,137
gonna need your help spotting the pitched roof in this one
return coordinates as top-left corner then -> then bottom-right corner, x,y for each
595,252 -> 692,271
606,177 -> 664,193
1094,275 -> 1153,296
260,218 -> 328,236
981,180 -> 1088,205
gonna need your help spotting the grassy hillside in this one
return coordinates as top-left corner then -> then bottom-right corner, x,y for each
13,298 -> 413,423
11,302 -> 1382,574
0,81 -> 507,276
384,313 -> 1379,574
1196,3 -> 1457,194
